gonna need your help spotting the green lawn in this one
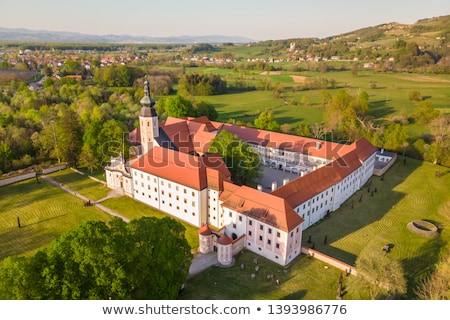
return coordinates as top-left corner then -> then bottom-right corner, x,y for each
302,158 -> 450,298
46,169 -> 110,201
188,69 -> 449,142
101,196 -> 199,251
178,250 -> 345,300
0,178 -> 113,261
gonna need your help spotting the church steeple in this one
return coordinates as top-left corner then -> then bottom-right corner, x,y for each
139,75 -> 159,155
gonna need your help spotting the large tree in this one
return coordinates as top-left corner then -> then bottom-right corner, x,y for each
208,129 -> 262,185
0,217 -> 192,300
57,106 -> 83,167
353,246 -> 407,299
253,110 -> 280,132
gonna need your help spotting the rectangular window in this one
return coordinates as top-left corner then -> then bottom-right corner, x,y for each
239,216 -> 242,222
259,235 -> 263,241
248,230 -> 252,236
276,232 -> 280,238
276,243 -> 280,249
268,228 -> 272,234
260,225 -> 263,231
249,220 -> 252,226
268,239 -> 271,245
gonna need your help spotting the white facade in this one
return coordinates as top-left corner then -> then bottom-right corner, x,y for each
131,168 -> 208,227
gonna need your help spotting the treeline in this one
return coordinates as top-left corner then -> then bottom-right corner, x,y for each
227,89 -> 450,168
0,69 -> 221,175
177,73 -> 227,96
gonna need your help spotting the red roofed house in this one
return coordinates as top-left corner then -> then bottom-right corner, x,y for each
105,77 -> 378,266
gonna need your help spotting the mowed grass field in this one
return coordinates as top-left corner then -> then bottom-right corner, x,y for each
0,177 -> 113,261
190,69 -> 450,140
2,157 -> 448,299
180,158 -> 450,299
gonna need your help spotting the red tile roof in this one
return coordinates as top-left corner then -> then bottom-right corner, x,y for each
217,234 -> 233,245
212,122 -> 351,160
271,143 -> 372,208
198,224 -> 212,235
131,147 -> 229,190
220,181 -> 304,232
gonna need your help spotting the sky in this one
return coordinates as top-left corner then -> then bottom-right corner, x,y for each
1,0 -> 450,41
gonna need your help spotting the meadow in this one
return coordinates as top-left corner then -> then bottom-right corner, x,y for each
188,68 -> 450,142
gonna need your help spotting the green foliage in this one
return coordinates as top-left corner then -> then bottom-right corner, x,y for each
253,110 -> 280,132
96,119 -> 129,163
383,123 -> 408,152
0,217 -> 192,299
60,58 -> 82,75
208,130 -> 262,185
94,65 -> 144,87
56,106 -> 83,167
412,101 -> 440,125
408,90 -> 422,102
352,246 -> 407,299
163,95 -> 194,119
193,100 -> 218,120
178,73 -> 227,96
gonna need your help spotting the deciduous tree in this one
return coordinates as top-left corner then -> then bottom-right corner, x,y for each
208,130 -> 262,185
0,217 -> 192,300
354,246 -> 407,299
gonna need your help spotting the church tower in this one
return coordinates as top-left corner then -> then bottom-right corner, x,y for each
139,76 -> 159,156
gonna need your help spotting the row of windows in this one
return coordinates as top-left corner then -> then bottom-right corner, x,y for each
135,190 -> 197,211
133,172 -> 196,196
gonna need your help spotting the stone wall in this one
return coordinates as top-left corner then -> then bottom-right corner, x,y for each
0,172 -> 36,187
301,245 -> 357,275
42,164 -> 67,174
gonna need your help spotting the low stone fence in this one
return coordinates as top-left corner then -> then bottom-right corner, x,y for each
301,245 -> 357,275
231,234 -> 246,256
0,164 -> 67,187
42,164 -> 67,174
0,172 -> 36,187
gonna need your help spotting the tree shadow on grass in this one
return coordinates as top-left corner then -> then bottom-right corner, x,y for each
281,290 -> 308,299
302,159 -> 422,266
369,100 -> 396,118
401,236 -> 448,299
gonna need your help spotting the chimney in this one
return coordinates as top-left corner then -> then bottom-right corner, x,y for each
271,181 -> 278,191
283,177 -> 290,185
316,142 -> 321,150
257,184 -> 263,191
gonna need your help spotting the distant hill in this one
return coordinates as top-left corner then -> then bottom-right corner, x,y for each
0,27 -> 255,44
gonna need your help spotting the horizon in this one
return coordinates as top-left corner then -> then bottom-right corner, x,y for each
1,0 -> 450,41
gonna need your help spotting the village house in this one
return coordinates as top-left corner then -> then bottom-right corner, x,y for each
105,77 -> 378,267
